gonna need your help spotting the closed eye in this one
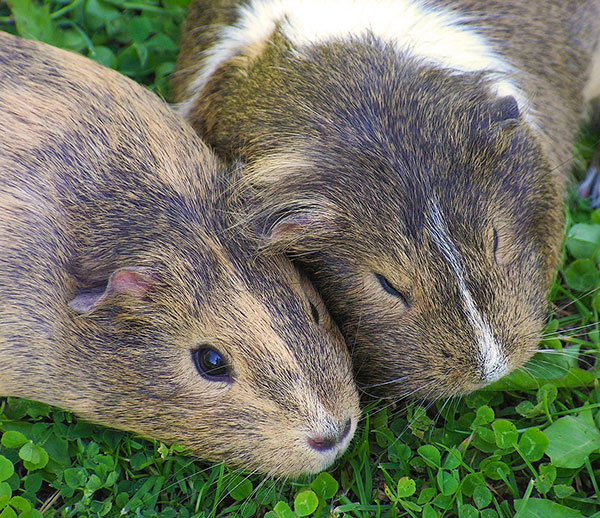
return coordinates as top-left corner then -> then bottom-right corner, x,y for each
309,301 -> 320,324
493,227 -> 499,260
375,274 -> 409,307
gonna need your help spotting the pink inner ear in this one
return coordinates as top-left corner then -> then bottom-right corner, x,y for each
107,267 -> 155,298
68,266 -> 156,314
269,212 -> 321,241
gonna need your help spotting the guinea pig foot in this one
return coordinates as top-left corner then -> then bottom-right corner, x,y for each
577,156 -> 600,209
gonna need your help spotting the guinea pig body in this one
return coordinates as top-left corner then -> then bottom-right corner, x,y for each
0,31 -> 359,477
173,0 -> 600,399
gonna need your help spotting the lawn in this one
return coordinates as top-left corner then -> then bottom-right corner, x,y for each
1,1 -> 599,517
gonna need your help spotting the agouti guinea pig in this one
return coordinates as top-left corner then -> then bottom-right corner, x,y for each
0,31 -> 359,477
172,0 -> 600,399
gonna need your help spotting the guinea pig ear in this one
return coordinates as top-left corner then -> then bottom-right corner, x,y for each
472,95 -> 520,145
69,266 -> 156,314
489,95 -> 520,129
264,209 -> 336,249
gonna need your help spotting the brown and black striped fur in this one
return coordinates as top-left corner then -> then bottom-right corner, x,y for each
0,31 -> 359,476
173,0 -> 600,399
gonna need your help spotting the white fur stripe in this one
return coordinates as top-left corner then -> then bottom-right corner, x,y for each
177,0 -> 528,120
428,202 -> 507,382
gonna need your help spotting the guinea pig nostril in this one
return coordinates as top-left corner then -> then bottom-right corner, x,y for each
308,419 -> 353,452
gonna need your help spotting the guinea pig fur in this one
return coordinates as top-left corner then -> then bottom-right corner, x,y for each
0,31 -> 359,477
172,0 -> 600,399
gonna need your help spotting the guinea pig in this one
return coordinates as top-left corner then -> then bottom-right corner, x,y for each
0,31 -> 359,477
172,0 -> 600,400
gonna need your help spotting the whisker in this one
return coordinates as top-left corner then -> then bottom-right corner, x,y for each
360,375 -> 411,390
541,322 -> 600,339
348,308 -> 364,378
552,285 -> 600,313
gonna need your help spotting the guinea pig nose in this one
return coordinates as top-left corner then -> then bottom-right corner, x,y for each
307,435 -> 337,452
308,418 -> 353,452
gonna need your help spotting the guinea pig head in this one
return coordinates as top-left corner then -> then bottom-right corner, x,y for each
64,237 -> 359,476
252,87 -> 564,401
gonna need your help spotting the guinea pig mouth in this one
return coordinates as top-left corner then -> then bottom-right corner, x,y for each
445,364 -> 511,395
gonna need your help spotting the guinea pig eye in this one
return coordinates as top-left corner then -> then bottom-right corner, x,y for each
192,347 -> 231,382
375,274 -> 409,306
492,228 -> 499,260
309,301 -> 320,324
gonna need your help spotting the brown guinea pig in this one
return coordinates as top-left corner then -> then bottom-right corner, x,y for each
0,31 -> 359,477
172,0 -> 600,399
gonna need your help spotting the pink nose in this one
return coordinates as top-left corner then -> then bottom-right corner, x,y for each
307,418 -> 352,452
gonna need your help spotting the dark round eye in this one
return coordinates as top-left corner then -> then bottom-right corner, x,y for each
309,301 -> 320,324
192,347 -> 231,382
376,274 -> 409,306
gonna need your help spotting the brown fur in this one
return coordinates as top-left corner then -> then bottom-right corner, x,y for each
0,31 -> 359,476
173,0 -> 600,399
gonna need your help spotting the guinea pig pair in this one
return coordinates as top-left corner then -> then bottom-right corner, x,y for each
172,0 -> 600,399
0,31 -> 359,477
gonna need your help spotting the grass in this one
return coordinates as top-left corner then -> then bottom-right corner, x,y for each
1,1 -> 599,517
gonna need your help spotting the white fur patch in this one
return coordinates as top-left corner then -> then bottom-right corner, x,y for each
428,202 -> 508,383
177,0 -> 527,119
